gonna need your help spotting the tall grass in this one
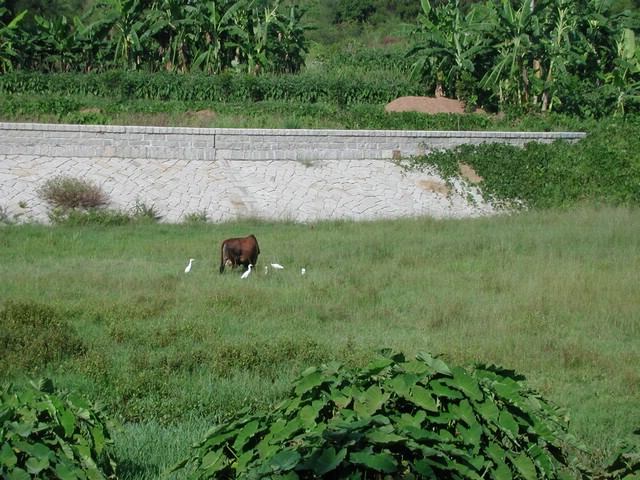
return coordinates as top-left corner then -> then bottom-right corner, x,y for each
1,205 -> 639,477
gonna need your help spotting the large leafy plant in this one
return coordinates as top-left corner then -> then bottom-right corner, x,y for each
174,352 -> 581,479
0,379 -> 117,479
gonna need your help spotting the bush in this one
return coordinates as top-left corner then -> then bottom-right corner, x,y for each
48,207 -> 133,226
0,379 -> 116,479
403,116 -> 640,209
0,301 -> 86,375
37,175 -> 109,211
174,351 -> 581,479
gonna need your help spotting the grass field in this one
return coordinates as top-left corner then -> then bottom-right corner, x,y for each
1,204 -> 639,478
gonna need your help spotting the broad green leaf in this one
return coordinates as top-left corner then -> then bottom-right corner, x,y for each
299,404 -> 319,428
414,459 -> 436,475
232,419 -> 261,452
362,357 -> 394,375
449,399 -> 477,427
54,461 -> 78,480
91,426 -> 105,455
529,444 -> 554,476
59,408 -> 76,437
493,461 -> 513,480
493,380 -> 522,402
9,420 -> 33,437
416,352 -> 452,376
403,426 -> 441,443
201,449 -> 227,473
447,367 -> 483,401
294,371 -> 324,396
354,385 -> 387,417
387,373 -> 417,397
498,410 -> 520,437
329,388 -> 352,409
27,442 -> 52,460
458,423 -> 483,446
307,447 -> 347,475
366,429 -> 406,444
25,455 -> 49,474
6,467 -> 30,480
509,453 -> 537,480
408,385 -> 438,412
401,360 -> 431,375
0,442 -> 18,468
350,450 -> 397,473
397,411 -> 427,430
486,443 -> 507,463
269,450 -> 300,472
475,399 -> 500,423
429,379 -> 463,400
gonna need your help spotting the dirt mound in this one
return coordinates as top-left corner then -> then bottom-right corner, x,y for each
385,96 -> 467,114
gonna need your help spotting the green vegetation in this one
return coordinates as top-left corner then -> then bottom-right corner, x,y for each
0,379 -> 116,479
2,1 -> 640,477
403,116 -> 640,209
176,352 -> 581,479
1,206 -> 639,478
1,0 -> 639,116
0,0 -> 306,74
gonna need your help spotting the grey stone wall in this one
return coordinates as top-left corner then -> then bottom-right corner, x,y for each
0,122 -> 585,223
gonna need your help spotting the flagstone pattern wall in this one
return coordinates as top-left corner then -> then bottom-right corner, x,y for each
0,122 -> 585,223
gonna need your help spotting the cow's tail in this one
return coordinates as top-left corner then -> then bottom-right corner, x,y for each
219,242 -> 227,274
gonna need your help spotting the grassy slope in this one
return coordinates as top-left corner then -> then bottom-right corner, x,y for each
1,205 -> 639,477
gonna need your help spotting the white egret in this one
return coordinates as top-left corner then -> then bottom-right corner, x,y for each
264,265 -> 269,275
241,264 -> 253,279
270,263 -> 284,269
301,267 -> 306,275
184,258 -> 194,273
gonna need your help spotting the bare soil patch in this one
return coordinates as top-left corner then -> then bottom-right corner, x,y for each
385,96 -> 468,114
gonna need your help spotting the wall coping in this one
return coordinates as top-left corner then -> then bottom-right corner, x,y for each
0,121 -> 587,140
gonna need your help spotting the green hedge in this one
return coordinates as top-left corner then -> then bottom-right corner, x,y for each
0,70 -> 425,105
405,117 -> 640,208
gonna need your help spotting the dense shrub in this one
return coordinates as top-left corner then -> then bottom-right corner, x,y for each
48,207 -> 134,226
37,175 -> 109,211
174,352 -> 581,479
404,117 -> 640,209
0,70 -> 424,105
0,379 -> 116,479
0,302 -> 85,375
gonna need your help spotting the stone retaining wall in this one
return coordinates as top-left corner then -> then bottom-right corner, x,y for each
0,122 -> 586,223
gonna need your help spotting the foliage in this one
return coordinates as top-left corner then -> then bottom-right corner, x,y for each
0,378 -> 116,479
182,210 -> 209,224
37,175 -> 109,211
409,0 -> 640,114
0,301 -> 86,374
0,69 -> 424,105
403,116 -> 640,209
601,431 -> 640,479
0,0 -> 27,73
48,207 -> 134,226
130,198 -> 162,223
174,351 -> 580,479
1,0 -> 308,74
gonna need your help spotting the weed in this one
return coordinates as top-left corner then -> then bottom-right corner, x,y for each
131,198 -> 162,223
0,301 -> 85,375
37,175 -> 109,210
182,210 -> 208,224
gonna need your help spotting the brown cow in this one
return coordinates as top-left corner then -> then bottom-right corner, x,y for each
219,234 -> 260,274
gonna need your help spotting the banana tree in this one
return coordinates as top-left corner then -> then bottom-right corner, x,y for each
191,0 -> 246,74
90,0 -> 154,69
478,0 -> 542,108
606,28 -> 640,114
0,4 -> 26,72
408,0 -> 490,99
